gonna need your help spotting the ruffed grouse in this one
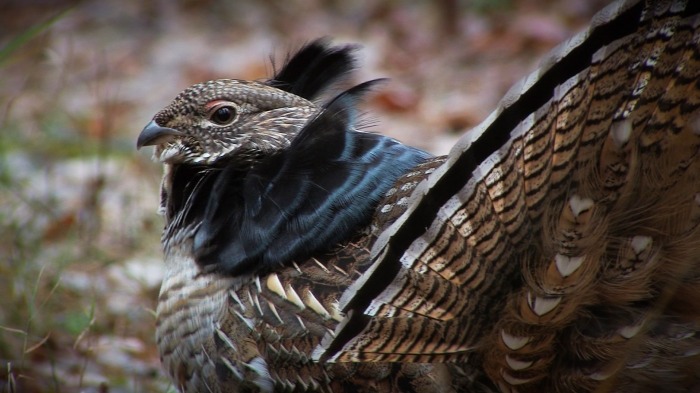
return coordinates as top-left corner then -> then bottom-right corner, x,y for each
137,0 -> 700,391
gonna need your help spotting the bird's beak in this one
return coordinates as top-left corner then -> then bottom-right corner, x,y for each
137,120 -> 185,150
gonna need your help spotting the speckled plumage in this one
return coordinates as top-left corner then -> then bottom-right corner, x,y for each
140,2 -> 700,392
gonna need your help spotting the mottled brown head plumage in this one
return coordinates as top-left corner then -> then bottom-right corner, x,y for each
138,79 -> 317,165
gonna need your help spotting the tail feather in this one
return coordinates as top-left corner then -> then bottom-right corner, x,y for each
313,1 -> 700,392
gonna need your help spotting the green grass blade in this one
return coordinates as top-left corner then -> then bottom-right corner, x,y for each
0,8 -> 73,66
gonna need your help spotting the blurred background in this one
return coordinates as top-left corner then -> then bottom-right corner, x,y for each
1,0 -> 607,391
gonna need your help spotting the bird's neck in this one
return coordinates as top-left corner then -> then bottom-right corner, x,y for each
160,159 -> 253,226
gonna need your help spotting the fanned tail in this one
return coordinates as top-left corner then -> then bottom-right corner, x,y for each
314,1 -> 700,392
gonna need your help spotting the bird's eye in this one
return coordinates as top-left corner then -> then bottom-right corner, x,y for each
210,105 -> 236,125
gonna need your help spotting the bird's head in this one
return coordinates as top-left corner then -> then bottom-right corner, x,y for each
137,79 -> 318,165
